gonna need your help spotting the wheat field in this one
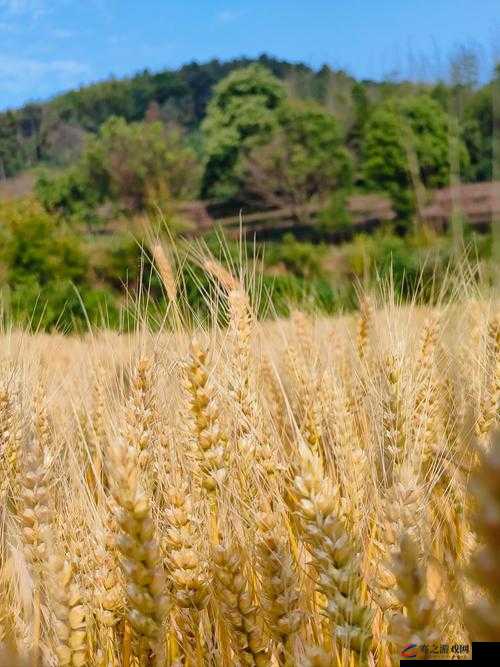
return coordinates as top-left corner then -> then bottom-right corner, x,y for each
0,257 -> 499,666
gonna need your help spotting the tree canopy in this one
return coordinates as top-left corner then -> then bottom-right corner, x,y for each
362,94 -> 469,220
37,117 -> 200,222
0,54 -> 495,192
201,65 -> 287,199
242,101 -> 352,217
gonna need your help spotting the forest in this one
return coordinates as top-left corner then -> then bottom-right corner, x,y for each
0,53 -> 497,330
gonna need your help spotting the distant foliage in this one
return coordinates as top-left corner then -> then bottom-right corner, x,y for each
51,70 -> 190,131
266,232 -> 328,279
81,117 -> 200,209
0,57 -> 498,330
201,65 -> 287,199
362,95 -> 469,221
0,111 -> 34,177
36,168 -> 101,227
37,117 -> 200,221
0,199 -> 115,329
0,199 -> 87,285
242,101 -> 352,217
462,81 -> 495,182
0,54 -> 495,188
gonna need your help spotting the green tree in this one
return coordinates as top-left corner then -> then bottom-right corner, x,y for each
347,81 -> 371,155
0,111 -> 25,178
36,168 -> 101,227
319,189 -> 353,235
362,95 -> 469,222
81,116 -> 200,210
201,65 -> 287,199
52,71 -> 189,131
0,199 -> 114,330
463,82 -> 494,183
0,199 -> 87,285
37,116 -> 200,221
242,101 -> 352,219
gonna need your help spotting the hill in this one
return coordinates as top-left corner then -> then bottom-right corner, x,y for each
0,54 -> 496,332
0,53 -> 436,181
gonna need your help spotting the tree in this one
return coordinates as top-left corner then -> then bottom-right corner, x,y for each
36,167 -> 101,227
242,102 -> 352,220
82,116 -> 200,209
347,81 -> 371,155
0,198 -> 119,330
0,111 -> 25,178
362,95 -> 469,222
463,83 -> 494,182
201,65 -> 287,199
40,113 -> 87,166
37,117 -> 200,221
0,199 -> 88,286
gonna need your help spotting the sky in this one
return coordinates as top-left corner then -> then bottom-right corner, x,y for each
1,0 -> 499,110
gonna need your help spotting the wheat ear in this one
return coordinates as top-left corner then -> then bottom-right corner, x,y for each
184,340 -> 227,496
125,356 -> 156,484
370,463 -> 425,614
356,297 -> 374,363
381,354 -> 406,478
389,532 -> 439,658
163,485 -> 209,660
151,242 -> 177,302
203,258 -> 240,292
49,558 -> 87,667
300,646 -> 335,667
256,510 -> 302,666
292,449 -> 373,662
87,369 -> 108,498
475,315 -> 499,445
0,382 -> 22,503
93,530 -> 124,666
212,542 -> 270,666
18,436 -> 52,582
413,315 -> 440,463
228,287 -> 257,428
465,429 -> 500,640
109,434 -> 168,662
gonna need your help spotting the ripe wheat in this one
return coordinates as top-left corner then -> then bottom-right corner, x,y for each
0,260 -> 499,665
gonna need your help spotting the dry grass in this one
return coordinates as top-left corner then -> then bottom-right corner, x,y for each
0,259 -> 499,666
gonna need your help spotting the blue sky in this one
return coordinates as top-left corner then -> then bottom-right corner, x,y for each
1,0 -> 498,110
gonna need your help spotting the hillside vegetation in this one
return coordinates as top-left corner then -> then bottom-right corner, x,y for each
1,53 -> 495,185
0,54 -> 498,330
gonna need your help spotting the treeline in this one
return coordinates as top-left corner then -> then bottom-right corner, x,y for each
0,55 -> 349,177
0,54 -> 497,331
0,53 -> 496,185
22,58 -> 497,233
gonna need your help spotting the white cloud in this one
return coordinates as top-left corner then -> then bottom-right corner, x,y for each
1,1 -> 43,12
216,9 -> 243,24
0,54 -> 88,77
51,27 -> 73,38
0,55 -> 89,100
0,1 -> 48,19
